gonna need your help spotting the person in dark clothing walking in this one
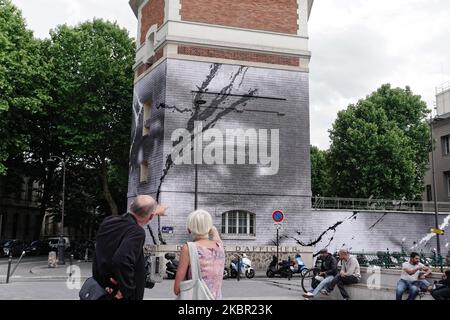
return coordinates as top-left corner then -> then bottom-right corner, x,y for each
92,195 -> 167,300
431,270 -> 450,300
303,248 -> 338,299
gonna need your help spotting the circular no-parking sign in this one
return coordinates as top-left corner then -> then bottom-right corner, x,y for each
272,210 -> 284,223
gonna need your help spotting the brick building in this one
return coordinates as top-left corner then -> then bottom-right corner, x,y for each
127,0 -> 314,246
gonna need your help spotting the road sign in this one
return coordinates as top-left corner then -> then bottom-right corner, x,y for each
162,226 -> 174,234
272,210 -> 284,223
431,228 -> 445,235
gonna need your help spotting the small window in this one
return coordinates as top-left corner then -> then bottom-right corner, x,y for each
144,24 -> 158,64
442,135 -> 450,156
221,210 -> 256,235
140,161 -> 149,183
143,99 -> 152,136
26,179 -> 33,202
446,172 -> 450,199
426,185 -> 432,202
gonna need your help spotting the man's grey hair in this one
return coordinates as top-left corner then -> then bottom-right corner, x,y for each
129,195 -> 157,217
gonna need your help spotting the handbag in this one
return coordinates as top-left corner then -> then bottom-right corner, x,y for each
176,242 -> 214,300
79,277 -> 108,300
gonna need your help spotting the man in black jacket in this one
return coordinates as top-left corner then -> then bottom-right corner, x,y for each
431,270 -> 450,300
92,195 -> 167,300
303,248 -> 338,299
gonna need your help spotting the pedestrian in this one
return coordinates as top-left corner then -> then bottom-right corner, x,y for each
395,252 -> 430,300
303,248 -> 338,299
174,209 -> 225,300
431,270 -> 450,300
90,195 -> 167,300
323,248 -> 361,300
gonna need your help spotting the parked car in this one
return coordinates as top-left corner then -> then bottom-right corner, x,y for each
0,239 -> 12,253
2,240 -> 26,257
24,240 -> 50,256
47,237 -> 71,252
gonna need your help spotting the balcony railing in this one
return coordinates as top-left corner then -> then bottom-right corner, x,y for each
312,196 -> 450,213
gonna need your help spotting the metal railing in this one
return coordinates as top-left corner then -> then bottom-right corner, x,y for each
350,251 -> 448,269
312,196 -> 450,213
436,80 -> 450,95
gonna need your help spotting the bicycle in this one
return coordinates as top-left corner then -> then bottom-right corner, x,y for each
300,258 -> 323,293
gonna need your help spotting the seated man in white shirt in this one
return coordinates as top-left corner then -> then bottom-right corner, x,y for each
396,252 -> 431,300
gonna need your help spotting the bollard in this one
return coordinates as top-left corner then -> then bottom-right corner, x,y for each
10,251 -> 26,278
6,254 -> 12,284
48,251 -> 57,268
237,256 -> 241,282
69,254 -> 74,277
84,248 -> 89,262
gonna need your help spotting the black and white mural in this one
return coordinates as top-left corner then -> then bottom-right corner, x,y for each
128,59 -> 450,257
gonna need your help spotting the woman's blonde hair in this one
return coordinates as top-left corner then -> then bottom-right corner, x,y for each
187,209 -> 213,240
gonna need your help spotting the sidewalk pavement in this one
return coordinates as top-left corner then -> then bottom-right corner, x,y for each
0,257 -> 319,300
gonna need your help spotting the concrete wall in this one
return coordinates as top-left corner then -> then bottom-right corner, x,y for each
324,267 -> 443,300
145,244 -> 314,272
299,210 -> 450,256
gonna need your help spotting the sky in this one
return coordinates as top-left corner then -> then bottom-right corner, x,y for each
11,0 -> 450,150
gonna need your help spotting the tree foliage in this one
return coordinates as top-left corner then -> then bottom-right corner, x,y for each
1,2 -> 135,238
0,0 -> 50,175
328,84 -> 430,200
48,19 -> 135,217
310,145 -> 330,197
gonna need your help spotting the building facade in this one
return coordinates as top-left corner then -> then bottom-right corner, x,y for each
127,0 -> 314,246
0,176 -> 41,242
424,82 -> 450,203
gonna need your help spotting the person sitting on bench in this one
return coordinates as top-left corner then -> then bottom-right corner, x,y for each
396,252 -> 430,300
323,248 -> 361,300
302,248 -> 338,299
431,270 -> 450,300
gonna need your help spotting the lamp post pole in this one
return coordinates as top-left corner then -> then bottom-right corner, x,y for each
49,155 -> 66,265
430,115 -> 443,272
193,99 -> 206,211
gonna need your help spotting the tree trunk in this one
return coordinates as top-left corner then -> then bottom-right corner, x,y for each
101,162 -> 119,216
34,161 -> 53,239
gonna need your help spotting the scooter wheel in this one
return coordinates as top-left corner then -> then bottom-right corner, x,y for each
266,270 -> 275,278
245,269 -> 255,279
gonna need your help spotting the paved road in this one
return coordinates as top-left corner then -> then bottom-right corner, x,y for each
0,257 -> 316,300
0,278 -> 309,300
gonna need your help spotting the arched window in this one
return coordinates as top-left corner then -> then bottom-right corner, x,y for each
221,210 -> 255,235
144,24 -> 158,64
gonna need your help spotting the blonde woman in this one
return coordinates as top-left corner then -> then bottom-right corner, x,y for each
174,210 -> 225,300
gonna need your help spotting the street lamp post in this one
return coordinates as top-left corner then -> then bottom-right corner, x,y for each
193,99 -> 207,211
429,115 -> 444,272
48,155 -> 66,265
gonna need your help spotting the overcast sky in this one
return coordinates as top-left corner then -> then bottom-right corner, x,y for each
11,0 -> 450,150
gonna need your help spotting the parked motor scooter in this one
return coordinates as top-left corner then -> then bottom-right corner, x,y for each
224,254 -> 255,279
165,253 -> 178,279
292,254 -> 308,276
266,255 -> 293,279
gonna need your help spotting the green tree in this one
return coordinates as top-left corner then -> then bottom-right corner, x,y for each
328,84 -> 430,200
48,19 -> 134,216
310,145 -> 330,197
0,0 -> 50,175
